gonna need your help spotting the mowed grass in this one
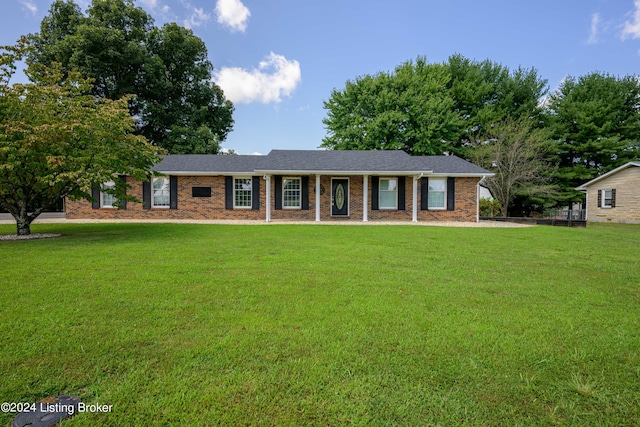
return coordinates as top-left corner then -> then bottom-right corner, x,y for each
0,222 -> 639,426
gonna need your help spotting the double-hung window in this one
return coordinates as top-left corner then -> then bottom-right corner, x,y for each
152,177 -> 170,208
600,189 -> 615,208
379,178 -> 398,209
283,177 -> 301,209
428,178 -> 446,210
100,181 -> 117,208
234,178 -> 252,208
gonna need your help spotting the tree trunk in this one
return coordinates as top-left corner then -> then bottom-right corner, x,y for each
16,215 -> 33,236
14,203 -> 34,236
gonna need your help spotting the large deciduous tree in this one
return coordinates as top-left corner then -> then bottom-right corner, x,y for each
447,54 -> 548,147
547,72 -> 640,205
322,55 -> 548,156
468,119 -> 555,217
28,0 -> 234,154
0,40 -> 162,236
322,57 -> 461,155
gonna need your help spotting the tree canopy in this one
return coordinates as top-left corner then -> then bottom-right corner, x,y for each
322,55 -> 548,156
0,40 -> 162,235
28,0 -> 234,154
468,119 -> 555,216
547,72 -> 640,204
322,58 -> 461,155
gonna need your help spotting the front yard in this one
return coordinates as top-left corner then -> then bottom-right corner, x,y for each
1,223 -> 638,426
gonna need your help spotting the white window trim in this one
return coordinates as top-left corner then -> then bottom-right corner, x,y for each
378,177 -> 398,210
100,181 -> 116,209
151,177 -> 171,209
282,177 -> 302,210
233,176 -> 253,209
428,177 -> 447,210
601,189 -> 613,209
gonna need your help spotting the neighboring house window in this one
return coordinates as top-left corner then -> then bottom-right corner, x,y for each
101,181 -> 117,208
428,178 -> 446,209
283,177 -> 301,209
379,178 -> 398,209
152,177 -> 170,208
599,189 -> 616,208
234,178 -> 252,208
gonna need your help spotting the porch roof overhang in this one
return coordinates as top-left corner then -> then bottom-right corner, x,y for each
153,170 -> 258,176
253,169 -> 432,176
151,150 -> 494,178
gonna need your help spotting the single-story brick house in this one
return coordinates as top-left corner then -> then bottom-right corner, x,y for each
576,161 -> 640,224
66,150 -> 493,223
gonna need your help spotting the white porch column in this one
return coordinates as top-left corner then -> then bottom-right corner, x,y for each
315,174 -> 321,222
363,175 -> 369,222
265,175 -> 271,222
412,176 -> 418,222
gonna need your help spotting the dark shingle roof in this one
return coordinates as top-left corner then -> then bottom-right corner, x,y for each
152,150 -> 492,176
410,155 -> 492,175
256,150 -> 420,172
153,154 -> 265,174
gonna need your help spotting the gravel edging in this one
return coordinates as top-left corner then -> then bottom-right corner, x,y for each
0,233 -> 62,241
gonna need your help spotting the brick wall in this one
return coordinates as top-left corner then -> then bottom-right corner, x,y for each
67,175 -> 481,222
417,177 -> 479,222
586,166 -> 640,223
66,176 -> 266,221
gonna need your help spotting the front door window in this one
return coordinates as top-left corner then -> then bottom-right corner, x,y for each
331,179 -> 349,216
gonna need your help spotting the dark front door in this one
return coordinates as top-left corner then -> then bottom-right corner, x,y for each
331,179 -> 349,216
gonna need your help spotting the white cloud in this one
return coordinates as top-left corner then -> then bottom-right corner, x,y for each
138,0 -> 174,21
588,13 -> 600,44
19,0 -> 37,15
622,0 -> 640,40
139,0 -> 159,8
184,8 -> 211,28
215,0 -> 250,32
213,52 -> 302,104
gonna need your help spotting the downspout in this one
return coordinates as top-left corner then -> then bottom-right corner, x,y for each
477,175 -> 486,223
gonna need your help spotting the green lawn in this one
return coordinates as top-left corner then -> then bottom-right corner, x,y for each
1,222 -> 639,426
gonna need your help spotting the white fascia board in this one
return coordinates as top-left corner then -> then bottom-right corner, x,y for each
154,170 -> 491,177
575,162 -> 640,190
254,170 -> 432,175
153,171 -> 257,176
427,172 -> 495,177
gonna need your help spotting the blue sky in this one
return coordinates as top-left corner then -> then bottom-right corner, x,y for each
2,0 -> 640,155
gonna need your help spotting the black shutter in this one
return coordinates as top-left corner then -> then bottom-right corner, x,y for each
398,176 -> 406,210
301,176 -> 309,210
611,189 -> 616,208
275,176 -> 282,210
91,187 -> 100,209
118,175 -> 127,210
225,176 -> 233,210
420,177 -> 429,210
252,176 -> 260,210
169,176 -> 178,209
597,190 -> 602,208
142,181 -> 151,209
371,176 -> 379,210
447,177 -> 455,211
